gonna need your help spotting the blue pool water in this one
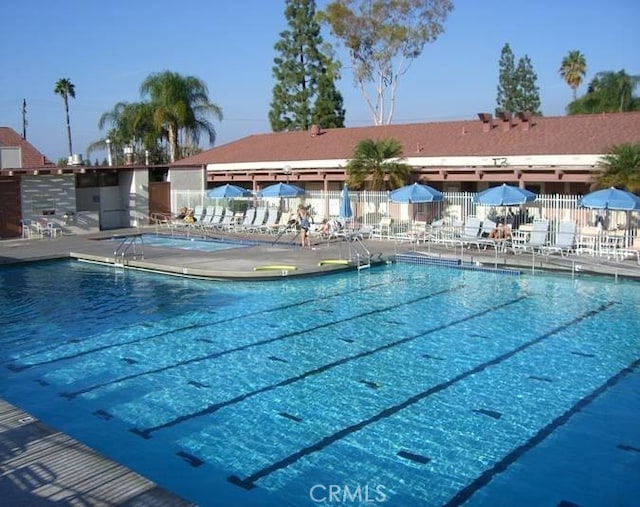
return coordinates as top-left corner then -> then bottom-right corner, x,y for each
0,260 -> 639,506
106,233 -> 254,252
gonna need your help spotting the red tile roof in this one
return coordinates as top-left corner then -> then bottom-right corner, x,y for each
0,127 -> 54,168
175,112 -> 640,166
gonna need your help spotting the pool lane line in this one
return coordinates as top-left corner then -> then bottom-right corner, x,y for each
444,355 -> 640,507
61,285 -> 465,400
5,277 -> 402,371
226,301 -> 615,491
129,295 -> 525,439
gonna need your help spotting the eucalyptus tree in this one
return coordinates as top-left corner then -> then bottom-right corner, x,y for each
346,138 -> 410,190
269,0 -> 344,132
559,50 -> 587,101
567,70 -> 640,114
140,71 -> 223,162
320,0 -> 453,125
594,143 -> 640,193
54,78 -> 76,156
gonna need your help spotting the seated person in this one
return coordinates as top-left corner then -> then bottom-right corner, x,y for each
317,218 -> 341,236
183,208 -> 196,223
176,206 -> 188,219
488,222 -> 512,239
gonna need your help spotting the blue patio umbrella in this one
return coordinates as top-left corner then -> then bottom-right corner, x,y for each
206,184 -> 252,199
257,182 -> 306,198
473,183 -> 537,206
339,184 -> 353,219
389,183 -> 444,203
577,187 -> 640,210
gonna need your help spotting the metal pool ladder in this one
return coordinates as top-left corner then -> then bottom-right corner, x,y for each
348,234 -> 371,270
114,235 -> 144,266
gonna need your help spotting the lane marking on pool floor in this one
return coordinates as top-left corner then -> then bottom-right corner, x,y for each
129,295 -> 525,439
226,302 -> 615,491
61,285 -> 465,400
445,355 -> 640,507
5,278 -> 399,371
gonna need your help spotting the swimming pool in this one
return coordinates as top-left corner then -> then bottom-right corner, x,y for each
1,260 -> 639,506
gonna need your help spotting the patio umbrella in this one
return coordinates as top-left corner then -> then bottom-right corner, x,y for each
339,184 -> 353,219
577,187 -> 640,210
206,183 -> 252,199
257,182 -> 305,198
578,187 -> 640,240
390,183 -> 444,224
389,183 -> 444,203
473,183 -> 537,206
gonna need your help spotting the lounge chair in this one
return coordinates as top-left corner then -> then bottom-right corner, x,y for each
232,207 -> 257,232
198,206 -> 216,228
192,205 -> 205,223
540,220 -> 576,257
616,237 -> 640,264
456,216 -> 483,248
213,209 -> 235,231
246,207 -> 267,232
254,208 -> 279,233
512,219 -> 549,254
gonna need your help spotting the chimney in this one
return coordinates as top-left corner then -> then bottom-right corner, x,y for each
517,111 -> 533,131
310,124 -> 320,136
477,113 -> 493,132
496,111 -> 513,131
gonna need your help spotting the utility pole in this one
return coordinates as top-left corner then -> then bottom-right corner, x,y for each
22,99 -> 27,139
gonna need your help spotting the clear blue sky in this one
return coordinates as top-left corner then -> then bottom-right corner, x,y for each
1,0 -> 638,163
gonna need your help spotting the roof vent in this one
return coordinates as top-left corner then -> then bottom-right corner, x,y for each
517,111 -> 533,131
496,111 -> 513,131
310,124 -> 321,136
67,154 -> 83,166
477,113 -> 493,132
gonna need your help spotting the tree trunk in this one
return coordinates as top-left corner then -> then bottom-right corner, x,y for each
64,97 -> 73,156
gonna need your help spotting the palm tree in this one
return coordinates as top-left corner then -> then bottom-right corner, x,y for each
139,71 -> 223,162
54,78 -> 76,156
346,138 -> 411,191
593,143 -> 640,193
92,101 -> 162,163
559,50 -> 587,101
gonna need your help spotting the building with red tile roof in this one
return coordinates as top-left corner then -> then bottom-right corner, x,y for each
175,111 -> 640,195
0,127 -> 54,169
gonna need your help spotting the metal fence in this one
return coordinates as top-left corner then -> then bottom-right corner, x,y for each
171,189 -> 638,238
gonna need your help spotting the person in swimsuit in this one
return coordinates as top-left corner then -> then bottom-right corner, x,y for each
297,205 -> 312,248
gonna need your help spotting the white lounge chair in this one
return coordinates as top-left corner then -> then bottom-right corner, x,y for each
512,219 -> 549,254
198,206 -> 216,228
540,220 -> 576,257
456,216 -> 483,248
255,208 -> 280,233
232,207 -> 257,232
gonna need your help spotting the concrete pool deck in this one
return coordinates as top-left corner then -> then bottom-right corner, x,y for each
1,226 -> 639,281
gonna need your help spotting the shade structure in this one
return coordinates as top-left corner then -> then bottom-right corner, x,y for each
577,187 -> 640,211
206,184 -> 252,199
473,184 -> 537,206
389,183 -> 444,203
339,184 -> 353,219
257,182 -> 305,198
